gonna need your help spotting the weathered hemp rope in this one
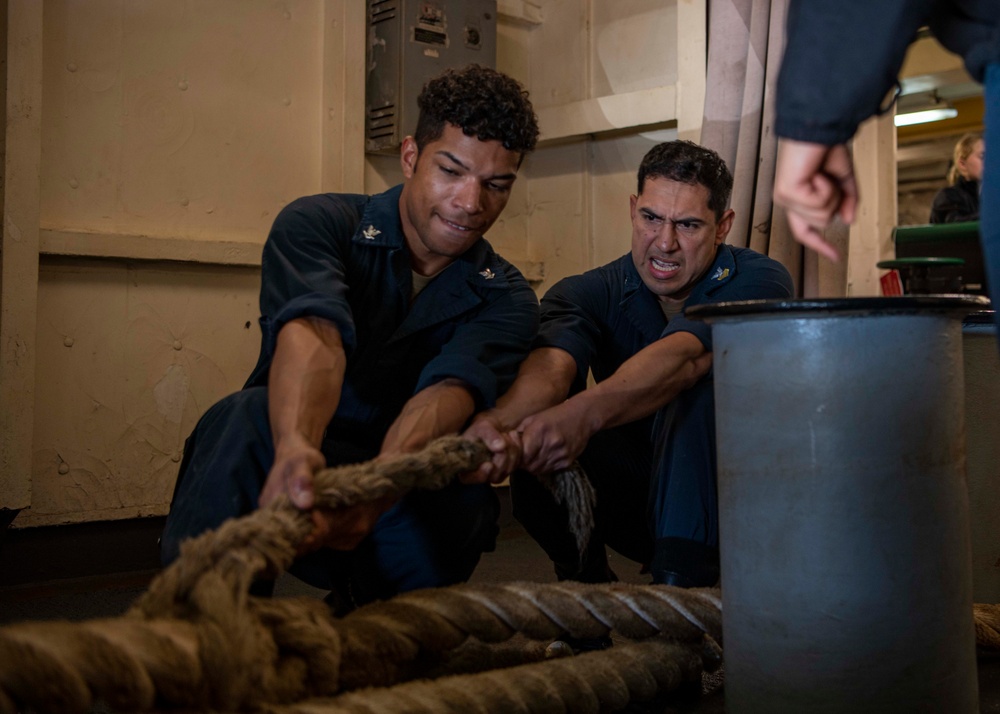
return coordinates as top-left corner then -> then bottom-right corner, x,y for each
6,433 -> 994,713
975,603 -> 1000,650
0,436 -> 720,714
261,637 -> 718,714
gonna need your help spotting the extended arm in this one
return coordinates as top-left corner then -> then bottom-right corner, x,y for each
286,378 -> 481,551
382,378 -> 478,455
260,316 -> 346,510
518,331 -> 711,475
258,316 -> 374,552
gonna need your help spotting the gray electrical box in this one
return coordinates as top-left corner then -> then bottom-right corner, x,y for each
366,0 -> 497,154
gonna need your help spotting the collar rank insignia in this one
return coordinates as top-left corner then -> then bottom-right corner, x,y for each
479,268 -> 495,280
362,225 -> 381,240
712,267 -> 730,281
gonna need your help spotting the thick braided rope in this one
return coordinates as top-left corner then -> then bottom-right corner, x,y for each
537,464 -> 596,555
0,582 -> 722,713
4,428 -> 996,714
312,437 -> 594,553
135,436 -> 497,616
334,581 -> 723,690
975,603 -> 1000,650
261,638 -> 710,714
312,436 -> 492,509
0,436 -> 677,713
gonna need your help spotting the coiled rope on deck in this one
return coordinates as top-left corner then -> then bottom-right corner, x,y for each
0,436 -> 720,714
5,433 -> 997,713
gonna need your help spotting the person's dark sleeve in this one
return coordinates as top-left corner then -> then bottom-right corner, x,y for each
928,3 -> 1000,83
257,195 -> 361,367
414,263 -> 540,409
775,0 -> 934,145
665,259 -> 795,351
533,273 -> 608,389
929,186 -> 980,224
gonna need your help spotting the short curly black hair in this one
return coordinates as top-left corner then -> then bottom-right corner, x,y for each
638,140 -> 733,220
415,64 -> 539,158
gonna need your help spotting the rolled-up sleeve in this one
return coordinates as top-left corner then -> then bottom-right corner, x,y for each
415,267 -> 540,409
258,195 -> 360,364
776,0 -> 931,145
534,275 -> 606,386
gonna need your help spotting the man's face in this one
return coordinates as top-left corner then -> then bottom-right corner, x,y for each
399,123 -> 521,275
960,139 -> 985,182
630,176 -> 734,303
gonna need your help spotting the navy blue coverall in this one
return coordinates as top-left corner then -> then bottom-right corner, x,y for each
161,185 -> 539,608
510,245 -> 793,586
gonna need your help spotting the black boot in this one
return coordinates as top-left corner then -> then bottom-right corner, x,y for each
650,537 -> 719,587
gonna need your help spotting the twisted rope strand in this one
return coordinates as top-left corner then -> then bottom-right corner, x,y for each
975,603 -> 1000,650
2,432 -> 996,714
333,581 -> 723,691
261,639 -> 706,714
0,437 -> 674,713
313,436 -> 491,509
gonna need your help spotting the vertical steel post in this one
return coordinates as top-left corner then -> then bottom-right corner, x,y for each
963,311 -> 1000,603
690,296 -> 986,714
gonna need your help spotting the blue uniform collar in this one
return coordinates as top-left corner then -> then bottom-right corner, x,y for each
351,183 -> 511,291
351,184 -> 406,249
687,243 -> 737,302
618,244 -> 737,337
352,184 -> 514,345
624,244 -> 738,301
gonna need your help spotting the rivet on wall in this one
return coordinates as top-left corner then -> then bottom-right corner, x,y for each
283,97 -> 292,107
172,340 -> 183,351
63,337 -> 74,348
66,62 -> 77,73
171,452 -> 182,463
69,178 -> 79,189
178,80 -> 189,91
284,10 -> 292,20
58,463 -> 70,475
180,197 -> 189,207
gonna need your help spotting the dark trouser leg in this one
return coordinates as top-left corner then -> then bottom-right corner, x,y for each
161,387 -> 275,566
649,378 -> 720,587
367,482 -> 499,600
163,387 -> 499,609
510,425 -> 654,583
289,479 -> 500,611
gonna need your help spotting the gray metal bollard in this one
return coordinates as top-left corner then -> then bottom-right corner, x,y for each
689,296 -> 988,714
963,311 -> 1000,604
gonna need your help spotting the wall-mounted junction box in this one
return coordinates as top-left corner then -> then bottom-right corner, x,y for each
366,0 -> 497,154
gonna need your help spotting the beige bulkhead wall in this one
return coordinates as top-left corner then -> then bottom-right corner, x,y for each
6,0 -> 702,527
369,0 -> 702,295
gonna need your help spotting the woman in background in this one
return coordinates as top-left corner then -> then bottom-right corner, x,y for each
930,133 -> 984,224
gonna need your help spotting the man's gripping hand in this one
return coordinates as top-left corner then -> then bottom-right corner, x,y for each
463,414 -> 523,484
517,399 -> 594,476
260,432 -> 326,511
259,433 -> 394,552
773,139 -> 857,262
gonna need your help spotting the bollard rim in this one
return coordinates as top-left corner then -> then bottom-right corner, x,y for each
686,295 -> 990,322
963,309 -> 996,326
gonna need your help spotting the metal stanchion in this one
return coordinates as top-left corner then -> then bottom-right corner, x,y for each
689,296 -> 988,714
